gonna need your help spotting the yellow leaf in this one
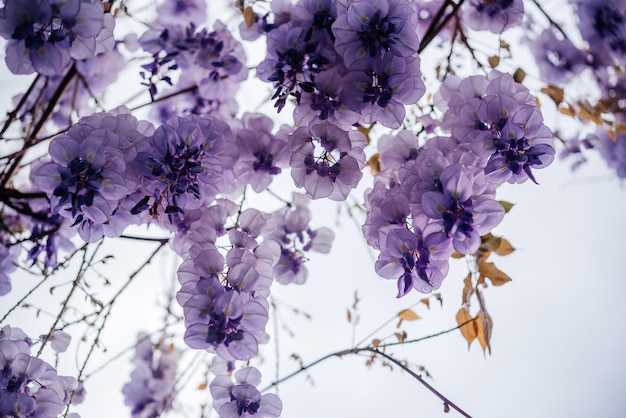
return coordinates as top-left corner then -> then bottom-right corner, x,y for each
495,238 -> 515,256
372,339 -> 381,347
198,382 -> 208,390
243,6 -> 255,28
367,153 -> 381,176
488,55 -> 500,68
513,68 -> 525,83
476,312 -> 493,354
420,298 -> 430,309
481,233 -> 501,251
498,200 -> 514,213
456,308 -> 476,348
541,85 -> 564,106
461,273 -> 473,305
478,262 -> 512,286
558,104 -> 576,117
451,251 -> 464,259
398,309 -> 420,321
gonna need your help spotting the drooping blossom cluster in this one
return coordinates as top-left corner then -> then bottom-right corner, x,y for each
363,71 -> 555,296
139,19 -> 248,119
289,123 -> 366,200
122,333 -> 180,418
265,193 -> 334,285
31,107 -> 154,242
210,367 -> 282,418
254,0 -> 425,128
461,0 -> 524,34
0,0 -> 114,76
0,325 -> 80,418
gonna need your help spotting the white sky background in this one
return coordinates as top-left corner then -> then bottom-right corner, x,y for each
1,1 -> 626,418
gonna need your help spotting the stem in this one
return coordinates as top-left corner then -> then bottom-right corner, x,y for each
260,338 -> 474,417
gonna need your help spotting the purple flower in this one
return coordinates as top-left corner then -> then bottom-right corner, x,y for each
528,29 -> 586,84
375,225 -> 452,296
0,0 -> 110,75
266,193 -> 334,284
289,123 -> 366,200
461,0 -> 524,34
134,114 -> 234,220
0,241 -> 20,296
32,108 -> 151,242
575,0 -> 626,64
232,113 -> 290,193
421,164 -> 504,254
122,333 -> 180,418
332,0 -> 420,70
210,367 -> 282,418
0,326 -> 78,418
341,54 -> 425,128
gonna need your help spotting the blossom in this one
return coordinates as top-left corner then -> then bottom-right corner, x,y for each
31,108 -> 152,242
332,0 -> 420,70
0,0 -> 111,75
122,333 -> 180,418
461,0 -> 524,34
421,164 -> 505,254
289,123 -> 366,201
134,114 -> 234,220
0,326 -> 78,418
210,367 -> 281,418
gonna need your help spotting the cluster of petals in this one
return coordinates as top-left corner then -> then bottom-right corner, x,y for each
133,114 -> 235,221
438,71 -> 556,185
289,123 -> 366,201
122,333 -> 180,418
139,19 -> 248,112
176,208 -> 282,362
254,0 -> 426,128
0,0 -> 114,76
265,193 -> 335,285
461,0 -> 524,34
0,325 -> 80,418
210,367 -> 282,418
363,71 -> 557,297
31,108 -> 153,242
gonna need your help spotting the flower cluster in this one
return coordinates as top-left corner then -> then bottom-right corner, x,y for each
210,367 -> 282,418
266,193 -> 335,285
139,19 -> 248,117
461,0 -> 524,34
363,71 -> 555,297
255,0 -> 425,128
31,108 -> 153,242
133,114 -> 234,221
0,325 -> 79,418
0,0 -> 113,75
122,333 -> 180,418
176,207 -> 278,361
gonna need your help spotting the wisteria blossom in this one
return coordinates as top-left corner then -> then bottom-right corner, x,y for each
210,367 -> 282,418
289,123 -> 366,200
0,0 -> 112,75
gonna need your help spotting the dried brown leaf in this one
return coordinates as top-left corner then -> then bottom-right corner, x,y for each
456,308 -> 476,348
243,6 -> 255,28
461,273 -> 473,305
513,68 -> 525,83
541,85 -> 564,106
488,55 -> 500,68
476,312 -> 493,354
495,238 -> 515,256
420,298 -> 430,309
398,309 -> 420,321
478,262 -> 512,286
